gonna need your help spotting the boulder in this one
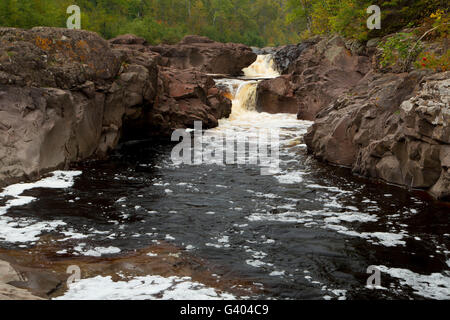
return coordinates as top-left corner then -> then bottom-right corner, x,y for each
256,76 -> 298,114
123,67 -> 231,138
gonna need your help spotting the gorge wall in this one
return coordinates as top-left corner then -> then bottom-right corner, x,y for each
259,36 -> 449,201
0,28 -> 256,187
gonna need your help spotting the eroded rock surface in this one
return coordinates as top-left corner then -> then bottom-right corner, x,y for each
253,34 -> 448,200
0,260 -> 42,300
256,36 -> 371,119
0,29 -> 237,187
148,35 -> 257,76
305,71 -> 450,200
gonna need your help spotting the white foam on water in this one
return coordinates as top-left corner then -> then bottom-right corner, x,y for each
246,259 -> 273,268
275,171 -> 304,184
55,275 -> 236,300
376,265 -> 450,300
81,246 -> 121,257
206,234 -> 231,249
325,224 -> 407,247
269,270 -> 286,277
323,212 -> 378,224
0,171 -> 82,215
72,243 -> 121,257
0,171 -> 84,244
0,216 -> 66,243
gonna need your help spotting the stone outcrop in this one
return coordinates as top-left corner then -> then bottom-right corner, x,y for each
254,34 -> 449,200
256,76 -> 298,114
0,260 -> 42,300
292,36 -> 371,120
0,29 -> 241,187
123,67 -> 232,138
305,71 -> 450,200
256,36 -> 371,120
272,41 -> 315,75
148,35 -> 257,76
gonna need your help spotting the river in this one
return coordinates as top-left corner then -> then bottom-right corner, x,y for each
0,55 -> 449,300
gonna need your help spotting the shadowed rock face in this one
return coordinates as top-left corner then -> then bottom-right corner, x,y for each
148,35 -> 257,76
122,67 -> 232,139
256,76 -> 298,114
255,36 -> 371,120
252,35 -> 448,201
291,36 -> 371,121
272,41 -> 315,75
0,260 -> 42,300
305,71 -> 450,201
0,29 -> 239,187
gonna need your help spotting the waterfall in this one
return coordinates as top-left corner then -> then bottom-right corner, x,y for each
242,54 -> 280,79
229,81 -> 258,119
215,54 -> 279,120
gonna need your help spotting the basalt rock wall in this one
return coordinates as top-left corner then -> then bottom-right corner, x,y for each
0,29 -> 249,186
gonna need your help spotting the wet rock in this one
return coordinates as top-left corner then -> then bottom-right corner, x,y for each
0,28 -> 233,187
0,242 -> 258,300
305,71 -> 450,200
256,76 -> 298,114
0,260 -> 43,300
127,67 -> 231,138
272,41 -> 316,75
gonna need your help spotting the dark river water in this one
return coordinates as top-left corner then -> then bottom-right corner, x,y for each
0,62 -> 449,300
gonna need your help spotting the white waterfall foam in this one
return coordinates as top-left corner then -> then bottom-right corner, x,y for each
242,54 -> 280,79
215,54 -> 280,120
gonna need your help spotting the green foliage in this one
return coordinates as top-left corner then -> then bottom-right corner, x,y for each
0,0 -> 447,46
415,50 -> 450,72
287,0 -> 448,40
0,0 -> 301,46
379,33 -> 422,70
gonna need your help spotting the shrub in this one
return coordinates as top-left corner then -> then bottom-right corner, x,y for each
379,33 -> 423,71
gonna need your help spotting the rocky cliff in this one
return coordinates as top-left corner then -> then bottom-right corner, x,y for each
256,36 -> 371,119
258,35 -> 449,200
0,28 -> 252,187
